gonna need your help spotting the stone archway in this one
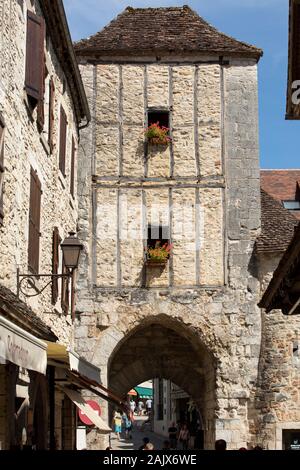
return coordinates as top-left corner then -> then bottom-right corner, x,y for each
108,318 -> 217,448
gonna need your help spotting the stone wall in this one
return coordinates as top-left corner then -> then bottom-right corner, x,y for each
0,0 -> 81,345
76,55 -> 261,449
252,253 -> 300,449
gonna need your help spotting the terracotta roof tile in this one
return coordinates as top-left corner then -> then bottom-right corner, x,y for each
74,6 -> 262,59
257,189 -> 299,253
261,169 -> 300,220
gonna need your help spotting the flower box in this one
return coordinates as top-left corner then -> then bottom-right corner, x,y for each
145,258 -> 168,267
145,242 -> 173,267
144,123 -> 171,146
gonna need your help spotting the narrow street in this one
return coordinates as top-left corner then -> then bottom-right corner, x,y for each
110,416 -> 166,451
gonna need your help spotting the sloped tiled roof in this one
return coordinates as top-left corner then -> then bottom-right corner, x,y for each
75,6 -> 262,60
0,284 -> 57,341
261,170 -> 300,220
256,189 -> 299,253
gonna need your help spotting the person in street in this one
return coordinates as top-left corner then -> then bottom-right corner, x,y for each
215,439 -> 227,451
137,399 -> 144,416
178,423 -> 190,450
145,398 -> 152,415
168,422 -> 178,449
122,412 -> 133,439
138,437 -> 150,450
130,399 -> 136,415
144,443 -> 154,450
113,410 -> 122,441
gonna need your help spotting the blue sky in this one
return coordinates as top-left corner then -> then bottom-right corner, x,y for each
64,0 -> 299,169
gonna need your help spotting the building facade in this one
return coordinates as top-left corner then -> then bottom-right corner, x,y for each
74,6 -> 266,449
0,0 -> 95,450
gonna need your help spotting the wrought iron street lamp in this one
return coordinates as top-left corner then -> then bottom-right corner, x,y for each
17,232 -> 83,298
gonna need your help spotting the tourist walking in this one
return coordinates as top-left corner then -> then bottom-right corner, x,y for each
145,398 -> 152,415
130,399 -> 136,415
122,412 -> 132,439
178,424 -> 190,450
113,410 -> 122,441
137,399 -> 144,416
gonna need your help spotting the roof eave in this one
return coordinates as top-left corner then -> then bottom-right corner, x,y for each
40,0 -> 91,125
75,47 -> 262,61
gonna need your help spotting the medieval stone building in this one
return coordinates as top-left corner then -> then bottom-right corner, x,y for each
0,0 -> 108,451
74,6 -> 268,449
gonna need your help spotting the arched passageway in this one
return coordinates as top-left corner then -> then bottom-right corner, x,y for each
108,320 -> 217,448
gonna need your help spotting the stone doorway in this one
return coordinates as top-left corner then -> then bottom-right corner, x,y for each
108,320 -> 216,449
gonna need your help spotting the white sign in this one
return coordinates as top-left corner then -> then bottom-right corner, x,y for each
0,316 -> 47,374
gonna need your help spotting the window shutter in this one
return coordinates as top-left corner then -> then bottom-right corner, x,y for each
52,227 -> 61,305
0,118 -> 5,226
28,168 -> 42,274
25,11 -> 45,103
37,63 -> 47,132
48,77 -> 55,152
59,106 -> 67,176
71,270 -> 76,321
70,137 -> 75,197
61,261 -> 69,315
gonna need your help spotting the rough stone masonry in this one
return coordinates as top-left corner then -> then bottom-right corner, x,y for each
73,6 -> 272,450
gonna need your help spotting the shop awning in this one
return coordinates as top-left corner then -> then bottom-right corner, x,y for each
62,387 -> 111,434
0,315 -> 47,374
128,389 -> 137,396
46,341 -> 126,410
46,341 -> 101,384
134,386 -> 153,399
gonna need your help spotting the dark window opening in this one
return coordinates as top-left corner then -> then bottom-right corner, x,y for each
148,110 -> 169,129
147,225 -> 169,250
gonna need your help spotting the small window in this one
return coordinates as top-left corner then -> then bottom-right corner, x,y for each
283,200 -> 300,210
148,110 -> 169,128
147,224 -> 169,249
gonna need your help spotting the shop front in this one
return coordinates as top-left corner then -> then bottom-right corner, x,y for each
0,314 -> 49,450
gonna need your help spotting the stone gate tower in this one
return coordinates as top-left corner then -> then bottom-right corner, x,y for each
74,6 -> 262,449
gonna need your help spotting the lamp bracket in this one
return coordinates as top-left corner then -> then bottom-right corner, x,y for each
17,268 -> 72,298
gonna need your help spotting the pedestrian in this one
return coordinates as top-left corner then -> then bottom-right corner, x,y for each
144,443 -> 154,450
139,437 -> 150,450
112,410 -> 122,441
215,439 -> 227,451
178,424 -> 190,450
122,412 -> 132,439
168,422 -> 178,449
145,398 -> 152,415
130,399 -> 136,415
137,399 -> 144,416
